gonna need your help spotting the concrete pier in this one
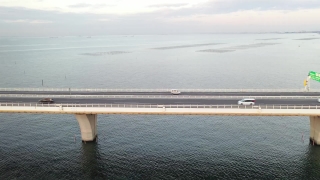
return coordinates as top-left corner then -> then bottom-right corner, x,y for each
310,116 -> 320,145
75,114 -> 97,142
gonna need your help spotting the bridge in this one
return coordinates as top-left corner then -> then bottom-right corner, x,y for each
1,88 -> 320,144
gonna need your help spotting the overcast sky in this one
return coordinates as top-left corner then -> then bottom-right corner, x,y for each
1,0 -> 320,36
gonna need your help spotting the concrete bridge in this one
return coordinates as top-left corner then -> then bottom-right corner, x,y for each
1,88 -> 320,145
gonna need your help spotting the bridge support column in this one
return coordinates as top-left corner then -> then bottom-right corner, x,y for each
75,114 -> 97,142
310,116 -> 320,145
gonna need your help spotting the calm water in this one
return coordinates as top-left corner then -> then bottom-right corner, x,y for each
1,34 -> 320,179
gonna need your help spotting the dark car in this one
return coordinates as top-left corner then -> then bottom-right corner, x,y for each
38,98 -> 54,104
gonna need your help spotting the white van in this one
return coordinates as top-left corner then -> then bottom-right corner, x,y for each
170,89 -> 181,95
238,98 -> 255,105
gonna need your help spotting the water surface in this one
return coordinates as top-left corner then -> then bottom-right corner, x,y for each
1,33 -> 320,179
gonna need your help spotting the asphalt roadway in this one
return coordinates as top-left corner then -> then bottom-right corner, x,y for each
0,91 -> 320,96
0,97 -> 319,106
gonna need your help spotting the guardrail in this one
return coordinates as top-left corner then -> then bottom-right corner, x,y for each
0,88 -> 318,92
0,94 -> 319,99
1,103 -> 320,109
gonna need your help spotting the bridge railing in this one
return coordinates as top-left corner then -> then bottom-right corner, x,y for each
0,103 -> 320,109
0,88 -> 318,92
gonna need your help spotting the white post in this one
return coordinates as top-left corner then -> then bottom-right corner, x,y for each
306,76 -> 311,91
75,114 -> 97,142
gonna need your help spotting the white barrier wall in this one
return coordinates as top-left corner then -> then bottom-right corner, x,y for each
2,105 -> 320,116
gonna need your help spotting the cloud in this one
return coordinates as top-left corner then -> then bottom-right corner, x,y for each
97,18 -> 110,22
68,3 -> 91,8
148,3 -> 189,8
68,3 -> 114,9
0,2 -> 320,37
3,19 -> 52,24
147,0 -> 320,20
200,0 -> 320,13
92,4 -> 115,8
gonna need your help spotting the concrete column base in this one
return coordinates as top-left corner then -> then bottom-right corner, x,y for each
310,116 -> 320,145
75,114 -> 97,142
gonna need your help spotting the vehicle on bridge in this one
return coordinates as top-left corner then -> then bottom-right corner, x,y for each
238,98 -> 255,105
38,98 -> 54,104
171,89 -> 181,95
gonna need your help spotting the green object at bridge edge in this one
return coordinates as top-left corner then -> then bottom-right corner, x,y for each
309,71 -> 320,82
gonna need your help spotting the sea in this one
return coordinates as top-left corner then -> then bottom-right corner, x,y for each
1,33 -> 320,179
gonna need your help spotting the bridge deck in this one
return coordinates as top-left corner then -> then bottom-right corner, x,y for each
1,103 -> 320,116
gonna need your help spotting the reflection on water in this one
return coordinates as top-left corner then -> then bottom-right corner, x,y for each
151,43 -> 222,49
197,43 -> 280,53
80,142 -> 101,179
81,51 -> 131,56
301,144 -> 320,179
294,38 -> 320,41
